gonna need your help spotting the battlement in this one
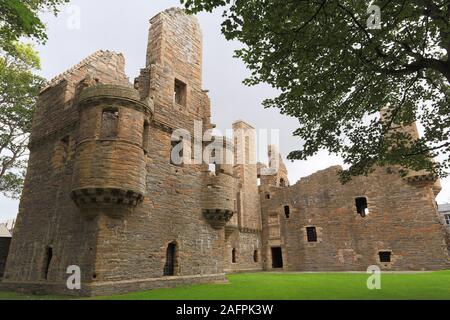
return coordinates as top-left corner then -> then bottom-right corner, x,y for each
41,50 -> 128,93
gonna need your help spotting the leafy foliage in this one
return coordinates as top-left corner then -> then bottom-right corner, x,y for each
0,43 -> 44,198
0,0 -> 69,55
0,0 -> 68,198
182,0 -> 450,181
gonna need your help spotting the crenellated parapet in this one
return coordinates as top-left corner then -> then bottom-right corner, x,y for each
78,84 -> 154,116
404,169 -> 441,198
70,84 -> 153,219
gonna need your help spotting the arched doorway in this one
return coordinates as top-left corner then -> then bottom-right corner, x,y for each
163,242 -> 177,276
232,248 -> 237,263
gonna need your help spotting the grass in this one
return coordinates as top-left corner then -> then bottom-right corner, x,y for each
1,271 -> 450,300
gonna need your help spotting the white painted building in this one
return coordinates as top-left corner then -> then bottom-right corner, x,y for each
0,219 -> 15,235
438,204 -> 450,232
0,224 -> 11,238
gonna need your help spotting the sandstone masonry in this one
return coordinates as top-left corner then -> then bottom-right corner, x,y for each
0,8 -> 449,297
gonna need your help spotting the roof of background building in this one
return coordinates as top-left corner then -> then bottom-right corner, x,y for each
0,224 -> 12,238
438,204 -> 450,213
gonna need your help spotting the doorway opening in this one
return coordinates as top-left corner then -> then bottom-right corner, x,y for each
163,242 -> 177,276
271,247 -> 283,269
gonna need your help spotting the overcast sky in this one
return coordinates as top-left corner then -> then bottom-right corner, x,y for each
0,0 -> 448,221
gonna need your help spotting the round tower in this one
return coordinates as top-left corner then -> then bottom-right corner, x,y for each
70,84 -> 153,219
202,137 -> 236,229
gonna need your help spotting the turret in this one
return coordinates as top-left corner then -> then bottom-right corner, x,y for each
258,145 -> 289,193
70,84 -> 153,219
202,137 -> 236,229
380,108 -> 440,192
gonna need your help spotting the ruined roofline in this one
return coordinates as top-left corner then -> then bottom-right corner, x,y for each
149,7 -> 199,25
40,50 -> 127,93
232,119 -> 255,129
290,165 -> 344,187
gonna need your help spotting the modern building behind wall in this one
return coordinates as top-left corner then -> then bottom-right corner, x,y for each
0,8 -> 449,296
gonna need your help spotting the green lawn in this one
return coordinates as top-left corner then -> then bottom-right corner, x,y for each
1,271 -> 450,300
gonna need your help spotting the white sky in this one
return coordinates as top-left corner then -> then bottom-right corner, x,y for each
0,0 -> 448,221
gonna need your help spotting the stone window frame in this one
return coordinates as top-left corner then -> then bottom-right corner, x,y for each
306,226 -> 318,242
355,196 -> 369,218
100,107 -> 120,139
163,241 -> 180,277
268,213 -> 279,225
268,225 -> 281,239
283,205 -> 290,219
142,120 -> 150,153
173,78 -> 187,107
302,225 -> 322,245
377,250 -> 394,267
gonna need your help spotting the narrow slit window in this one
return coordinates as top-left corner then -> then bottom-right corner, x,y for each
379,251 -> 391,263
101,109 -> 119,138
306,227 -> 318,242
284,205 -> 290,218
142,121 -> 150,151
355,197 -> 368,217
232,248 -> 237,263
43,247 -> 53,280
253,250 -> 259,263
163,242 -> 177,276
174,79 -> 187,106
280,178 -> 286,187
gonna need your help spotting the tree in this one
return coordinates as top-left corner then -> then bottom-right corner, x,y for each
0,43 -> 44,198
0,0 -> 69,56
0,0 -> 68,198
182,0 -> 450,181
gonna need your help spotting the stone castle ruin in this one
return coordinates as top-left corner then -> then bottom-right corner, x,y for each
0,8 -> 448,296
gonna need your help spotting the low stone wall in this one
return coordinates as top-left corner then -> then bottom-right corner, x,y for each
0,273 -> 227,297
0,238 -> 11,278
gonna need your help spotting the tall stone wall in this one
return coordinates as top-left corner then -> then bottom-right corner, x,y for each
224,121 -> 263,272
80,8 -> 226,294
261,166 -> 450,271
1,51 -> 129,295
1,8 -> 226,296
2,7 -> 448,298
224,230 -> 263,273
232,121 -> 261,230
